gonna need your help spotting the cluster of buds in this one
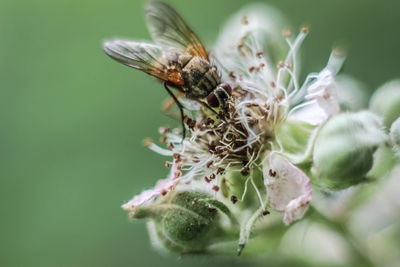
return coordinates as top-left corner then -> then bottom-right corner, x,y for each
120,3 -> 400,257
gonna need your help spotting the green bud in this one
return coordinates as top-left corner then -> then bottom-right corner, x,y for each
312,111 -> 386,190
390,118 -> 400,157
133,191 -> 221,253
369,79 -> 400,127
335,74 -> 369,111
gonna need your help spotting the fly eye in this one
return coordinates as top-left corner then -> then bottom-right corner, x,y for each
207,92 -> 219,108
220,83 -> 232,95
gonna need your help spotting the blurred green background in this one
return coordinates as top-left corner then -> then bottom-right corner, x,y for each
1,0 -> 399,266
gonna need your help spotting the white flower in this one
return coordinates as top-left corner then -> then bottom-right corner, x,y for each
123,2 -> 344,236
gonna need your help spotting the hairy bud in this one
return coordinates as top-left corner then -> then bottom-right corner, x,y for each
132,191 -> 221,253
312,111 -> 386,190
370,79 -> 400,127
390,118 -> 400,157
335,74 -> 369,111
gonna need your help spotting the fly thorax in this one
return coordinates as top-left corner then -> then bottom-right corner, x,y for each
177,54 -> 194,68
160,50 -> 181,66
181,56 -> 219,98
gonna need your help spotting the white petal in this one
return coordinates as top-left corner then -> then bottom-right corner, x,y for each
291,69 -> 340,125
122,161 -> 180,211
283,194 -> 312,225
263,153 -> 312,224
289,101 -> 329,126
307,69 -> 340,114
121,188 -> 160,211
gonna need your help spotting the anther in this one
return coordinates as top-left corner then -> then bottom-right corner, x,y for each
172,153 -> 181,160
277,61 -> 285,68
174,170 -> 182,178
160,136 -> 167,143
300,26 -> 310,33
192,157 -> 200,163
184,115 -> 196,129
159,126 -> 171,134
241,167 -> 249,176
208,207 -> 217,213
283,28 -> 292,38
256,51 -> 264,58
206,161 -> 214,168
142,138 -> 153,147
231,195 -> 238,204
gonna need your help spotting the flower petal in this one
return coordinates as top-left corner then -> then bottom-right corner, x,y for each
290,69 -> 340,126
263,153 -> 312,224
290,101 -> 331,126
283,194 -> 312,225
122,161 -> 181,212
306,69 -> 340,115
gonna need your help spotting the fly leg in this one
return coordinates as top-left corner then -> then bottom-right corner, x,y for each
163,82 -> 186,141
162,91 -> 185,120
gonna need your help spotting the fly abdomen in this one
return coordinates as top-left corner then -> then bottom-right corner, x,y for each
202,66 -> 220,91
194,67 -> 220,96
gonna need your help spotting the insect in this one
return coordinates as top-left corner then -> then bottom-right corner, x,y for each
103,1 -> 232,139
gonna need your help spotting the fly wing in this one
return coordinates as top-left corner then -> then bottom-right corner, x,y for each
103,40 -> 184,86
145,1 -> 209,61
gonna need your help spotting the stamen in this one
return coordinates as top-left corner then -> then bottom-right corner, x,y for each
326,48 -> 346,75
240,177 -> 251,201
287,98 -> 318,118
250,176 -> 266,210
146,141 -> 174,156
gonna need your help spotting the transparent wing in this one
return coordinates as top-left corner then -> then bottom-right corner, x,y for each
103,40 -> 164,75
103,40 -> 184,85
145,1 -> 208,60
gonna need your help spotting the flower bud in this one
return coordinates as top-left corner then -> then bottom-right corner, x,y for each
370,79 -> 400,127
390,118 -> 400,157
312,111 -> 386,190
132,190 -> 221,253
